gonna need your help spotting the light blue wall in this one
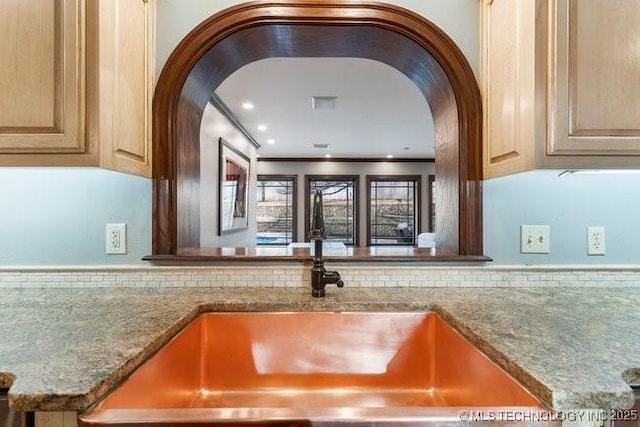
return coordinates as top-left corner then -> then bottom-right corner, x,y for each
484,170 -> 640,264
1,2 -> 638,266
0,168 -> 151,265
1,167 -> 638,266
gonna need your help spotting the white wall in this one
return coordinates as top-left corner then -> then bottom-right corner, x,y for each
200,102 -> 258,247
155,0 -> 480,77
257,161 -> 434,245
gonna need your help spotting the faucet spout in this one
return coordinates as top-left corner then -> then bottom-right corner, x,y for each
309,190 -> 344,297
310,190 -> 325,240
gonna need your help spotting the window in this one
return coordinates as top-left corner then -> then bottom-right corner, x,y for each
256,175 -> 297,245
305,176 -> 358,246
367,176 -> 421,246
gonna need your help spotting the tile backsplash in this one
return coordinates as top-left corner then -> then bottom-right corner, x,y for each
1,264 -> 639,289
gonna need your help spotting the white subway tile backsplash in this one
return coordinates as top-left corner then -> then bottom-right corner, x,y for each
0,265 -> 640,289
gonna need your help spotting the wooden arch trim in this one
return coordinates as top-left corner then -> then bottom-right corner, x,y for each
152,1 -> 483,256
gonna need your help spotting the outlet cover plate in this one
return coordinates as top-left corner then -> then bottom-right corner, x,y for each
106,223 -> 127,255
587,226 -> 606,256
521,225 -> 550,254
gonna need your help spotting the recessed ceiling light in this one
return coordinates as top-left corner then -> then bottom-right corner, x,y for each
242,102 -> 254,110
256,154 -> 260,158
386,154 -> 393,159
325,154 -> 332,158
257,124 -> 267,132
267,139 -> 275,144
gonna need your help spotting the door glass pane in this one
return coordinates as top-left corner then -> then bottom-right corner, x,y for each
256,178 -> 295,245
308,179 -> 356,245
370,179 -> 417,246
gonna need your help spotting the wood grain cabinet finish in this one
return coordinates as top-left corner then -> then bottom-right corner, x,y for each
35,411 -> 77,427
0,0 -> 89,163
0,0 -> 154,176
481,0 -> 537,178
547,0 -> 640,158
482,0 -> 640,178
91,0 -> 155,177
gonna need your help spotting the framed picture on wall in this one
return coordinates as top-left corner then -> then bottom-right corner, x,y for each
218,137 -> 250,235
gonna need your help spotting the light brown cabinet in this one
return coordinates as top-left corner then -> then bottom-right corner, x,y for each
481,0 -> 538,178
547,0 -> 640,158
0,0 -> 91,164
89,0 -> 155,177
0,0 -> 155,177
482,0 -> 640,179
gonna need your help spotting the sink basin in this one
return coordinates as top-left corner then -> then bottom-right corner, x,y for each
79,312 -> 554,425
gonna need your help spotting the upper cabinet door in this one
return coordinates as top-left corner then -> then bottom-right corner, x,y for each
483,0 -> 640,178
547,0 -> 640,156
0,0 -> 87,157
481,0 -> 538,178
93,0 -> 155,177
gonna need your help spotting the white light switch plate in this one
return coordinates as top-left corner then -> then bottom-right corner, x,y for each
521,225 -> 550,254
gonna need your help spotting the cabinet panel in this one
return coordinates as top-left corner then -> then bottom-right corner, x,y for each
482,0 -> 537,178
96,0 -> 154,177
0,0 -> 55,129
0,0 -> 86,154
34,411 -> 77,427
548,0 -> 640,155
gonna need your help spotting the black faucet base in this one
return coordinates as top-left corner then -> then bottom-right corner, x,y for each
312,288 -> 326,298
309,191 -> 344,297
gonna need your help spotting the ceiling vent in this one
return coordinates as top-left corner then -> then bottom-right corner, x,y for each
312,96 -> 337,110
313,143 -> 330,149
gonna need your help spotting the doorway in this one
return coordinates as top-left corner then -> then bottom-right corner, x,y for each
151,2 -> 483,257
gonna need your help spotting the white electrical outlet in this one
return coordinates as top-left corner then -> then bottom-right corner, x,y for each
587,226 -> 606,256
520,225 -> 550,254
106,223 -> 127,255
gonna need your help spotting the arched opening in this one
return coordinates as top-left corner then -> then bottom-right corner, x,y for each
151,1 -> 483,258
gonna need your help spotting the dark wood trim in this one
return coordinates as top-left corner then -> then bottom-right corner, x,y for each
152,178 -> 175,254
152,1 -> 483,257
428,174 -> 435,232
365,175 -> 422,247
0,389 -> 34,427
257,157 -> 435,163
364,175 -> 424,180
209,94 -> 261,149
144,248 -> 492,264
256,174 -> 298,244
304,175 -> 360,246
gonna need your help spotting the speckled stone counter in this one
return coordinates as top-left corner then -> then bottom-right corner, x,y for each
0,287 -> 638,413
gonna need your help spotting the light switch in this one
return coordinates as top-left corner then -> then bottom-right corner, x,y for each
520,225 -> 550,254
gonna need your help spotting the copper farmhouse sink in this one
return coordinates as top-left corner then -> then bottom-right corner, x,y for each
79,312 -> 554,426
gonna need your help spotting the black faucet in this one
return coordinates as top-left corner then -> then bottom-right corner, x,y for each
309,190 -> 344,297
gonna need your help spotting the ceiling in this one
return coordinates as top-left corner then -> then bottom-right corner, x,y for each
215,58 -> 435,159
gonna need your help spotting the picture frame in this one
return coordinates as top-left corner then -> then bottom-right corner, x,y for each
218,138 -> 250,235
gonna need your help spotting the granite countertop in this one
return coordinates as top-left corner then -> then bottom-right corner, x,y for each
0,286 -> 638,412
